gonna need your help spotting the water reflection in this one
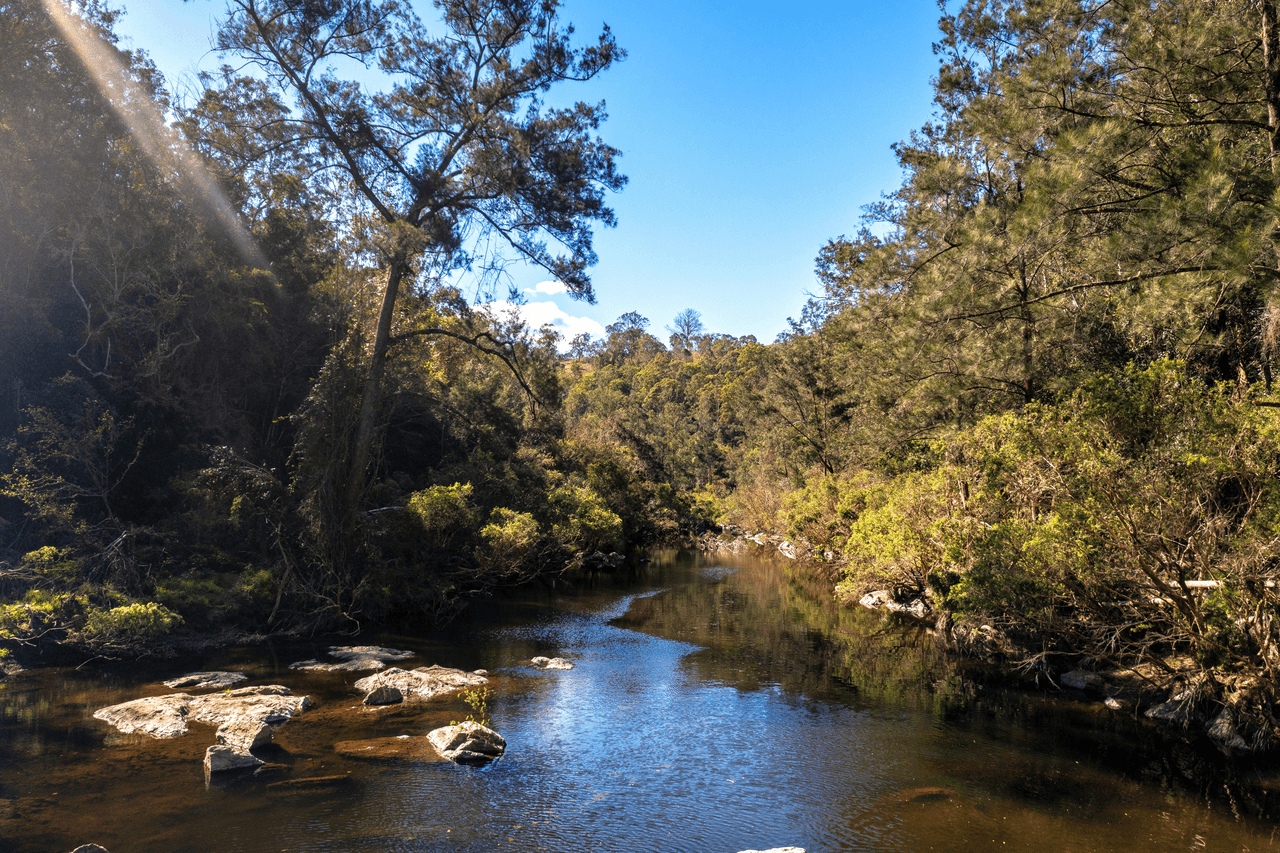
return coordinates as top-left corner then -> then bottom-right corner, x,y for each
0,550 -> 1277,853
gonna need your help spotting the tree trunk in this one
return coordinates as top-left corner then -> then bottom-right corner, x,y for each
344,254 -> 408,515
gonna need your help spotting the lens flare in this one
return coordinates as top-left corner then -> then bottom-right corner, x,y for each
41,0 -> 268,270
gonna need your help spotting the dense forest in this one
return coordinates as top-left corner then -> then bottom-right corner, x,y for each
5,0 -> 1280,749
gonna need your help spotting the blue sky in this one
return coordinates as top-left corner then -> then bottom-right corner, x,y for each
112,0 -> 941,345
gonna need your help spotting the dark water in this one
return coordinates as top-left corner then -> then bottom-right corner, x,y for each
1,550 -> 1278,853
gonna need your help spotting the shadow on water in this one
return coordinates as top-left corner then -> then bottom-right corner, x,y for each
1,548 -> 1280,853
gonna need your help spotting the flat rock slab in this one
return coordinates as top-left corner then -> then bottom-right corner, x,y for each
290,645 -> 415,672
427,722 -> 505,764
334,735 -> 447,763
93,686 -> 311,739
163,671 -> 248,690
354,665 -> 486,700
530,656 -> 574,670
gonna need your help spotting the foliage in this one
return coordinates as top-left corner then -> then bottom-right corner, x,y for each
406,483 -> 477,550
82,601 -> 182,648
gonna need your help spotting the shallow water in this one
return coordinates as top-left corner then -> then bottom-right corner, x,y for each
1,550 -> 1278,853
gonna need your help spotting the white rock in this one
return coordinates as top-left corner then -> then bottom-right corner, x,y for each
163,672 -> 247,690
427,721 -> 506,764
94,685 -> 311,739
354,665 -> 486,700
530,656 -> 574,670
216,718 -> 273,751
290,645 -> 415,672
737,848 -> 806,853
362,685 -> 404,706
204,744 -> 264,774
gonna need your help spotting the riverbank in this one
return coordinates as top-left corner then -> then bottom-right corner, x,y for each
700,526 -> 1280,764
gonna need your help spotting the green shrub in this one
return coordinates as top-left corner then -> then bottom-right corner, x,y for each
476,508 -> 541,576
83,602 -> 182,645
406,483 -> 478,549
548,483 -> 624,552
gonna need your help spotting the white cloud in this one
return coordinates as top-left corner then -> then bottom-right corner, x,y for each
488,300 -> 605,349
525,280 -> 569,295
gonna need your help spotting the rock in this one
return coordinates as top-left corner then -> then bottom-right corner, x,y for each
1206,708 -> 1250,755
1104,696 -> 1131,711
427,722 -> 506,764
737,849 -> 805,853
1061,669 -> 1103,691
290,645 -> 414,672
94,685 -> 311,739
92,694 -> 192,738
163,671 -> 248,690
776,540 -> 798,559
334,735 -> 444,762
529,656 -> 574,670
362,685 -> 403,706
204,744 -> 264,774
859,590 -> 928,618
70,846 -> 111,853
859,590 -> 893,609
216,718 -> 272,752
189,686 -> 311,727
353,665 -> 486,700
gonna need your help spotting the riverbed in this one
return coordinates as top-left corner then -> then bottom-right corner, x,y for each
0,549 -> 1276,853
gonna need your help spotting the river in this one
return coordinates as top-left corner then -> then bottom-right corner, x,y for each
0,549 -> 1277,853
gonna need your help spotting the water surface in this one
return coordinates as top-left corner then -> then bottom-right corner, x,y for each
0,550 -> 1276,852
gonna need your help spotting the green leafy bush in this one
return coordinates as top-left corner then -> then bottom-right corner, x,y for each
406,483 -> 478,549
83,602 -> 182,646
476,508 -> 540,575
548,483 -> 624,552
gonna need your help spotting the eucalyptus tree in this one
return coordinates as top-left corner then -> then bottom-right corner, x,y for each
197,0 -> 626,535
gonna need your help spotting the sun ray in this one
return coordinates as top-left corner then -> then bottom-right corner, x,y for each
41,0 -> 268,270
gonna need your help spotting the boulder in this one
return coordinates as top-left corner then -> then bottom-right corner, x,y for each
1060,670 -> 1104,692
427,722 -> 506,764
69,846 -> 110,853
216,718 -> 272,752
290,645 -> 414,672
92,694 -> 192,739
204,744 -> 264,774
530,656 -> 574,670
859,590 -> 928,618
94,685 -> 311,739
189,686 -> 311,727
353,665 -> 486,700
362,685 -> 404,706
163,671 -> 247,690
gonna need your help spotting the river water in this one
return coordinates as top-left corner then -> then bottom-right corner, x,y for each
1,549 -> 1278,853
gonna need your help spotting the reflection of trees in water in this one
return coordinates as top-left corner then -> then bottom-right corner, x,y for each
612,553 -> 963,712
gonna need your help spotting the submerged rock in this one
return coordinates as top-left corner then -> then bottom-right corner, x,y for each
353,665 -> 486,700
93,685 -> 311,739
335,735 -> 443,762
427,722 -> 506,764
69,845 -> 110,853
204,744 -> 264,774
216,718 -> 272,752
858,589 -> 929,619
529,656 -> 574,670
163,671 -> 247,690
290,645 -> 415,672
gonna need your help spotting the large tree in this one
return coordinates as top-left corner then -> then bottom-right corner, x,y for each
197,0 -> 626,526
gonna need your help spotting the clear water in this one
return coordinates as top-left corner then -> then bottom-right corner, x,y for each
1,549 -> 1277,853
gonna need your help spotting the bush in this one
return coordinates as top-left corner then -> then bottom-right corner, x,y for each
477,508 -> 540,573
548,483 -> 624,552
83,601 -> 182,646
406,483 -> 478,549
